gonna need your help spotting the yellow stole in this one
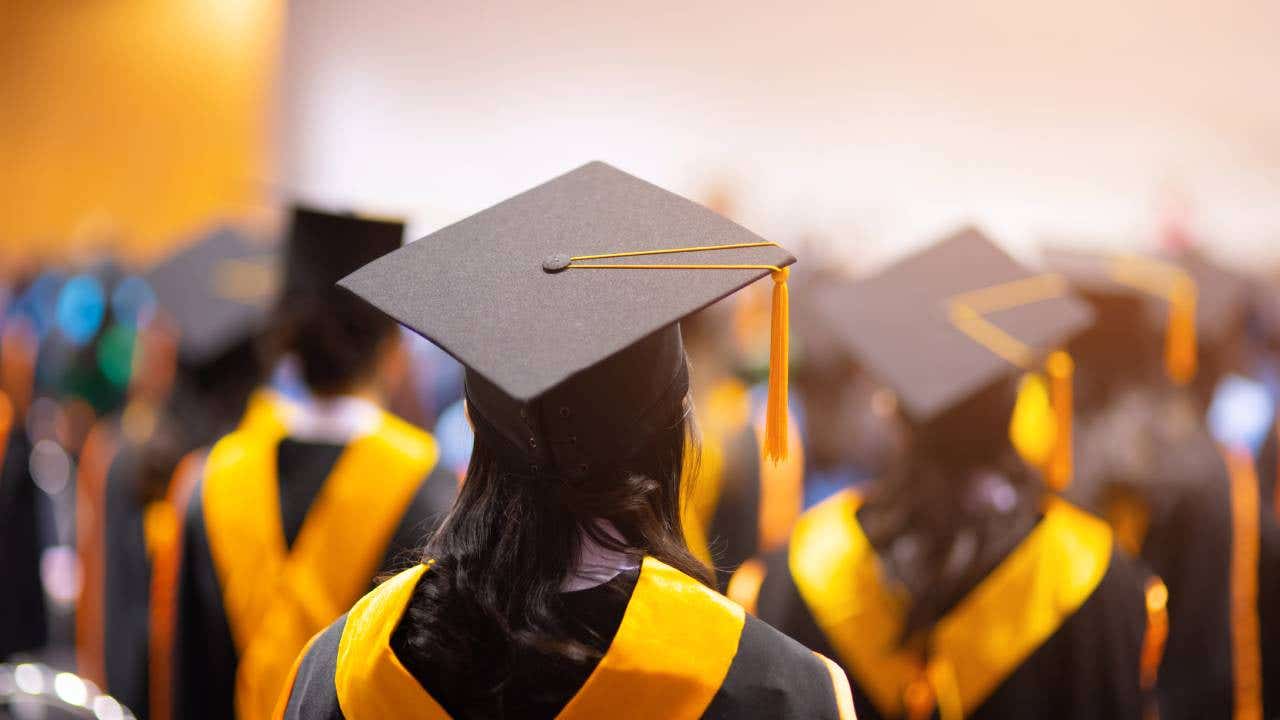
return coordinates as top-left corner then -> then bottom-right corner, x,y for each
683,378 -> 804,565
790,489 -> 1112,719
330,556 -> 745,719
150,388 -> 292,720
202,407 -> 438,720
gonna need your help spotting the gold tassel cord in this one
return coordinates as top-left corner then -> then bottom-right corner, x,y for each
561,242 -> 791,463
1046,351 -> 1074,492
946,274 -> 1075,490
1107,255 -> 1198,386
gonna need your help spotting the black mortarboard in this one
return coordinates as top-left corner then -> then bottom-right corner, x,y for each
146,224 -> 277,366
1040,246 -> 1245,385
282,207 -> 405,300
339,161 -> 795,477
817,227 -> 1093,424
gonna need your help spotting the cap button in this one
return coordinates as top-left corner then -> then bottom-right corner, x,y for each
542,254 -> 572,273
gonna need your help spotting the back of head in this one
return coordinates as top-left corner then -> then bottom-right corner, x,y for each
264,208 -> 404,397
394,324 -> 707,713
863,371 -> 1046,641
1068,290 -> 1166,415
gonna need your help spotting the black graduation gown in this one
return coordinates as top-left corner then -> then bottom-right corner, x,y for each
171,427 -> 456,720
277,556 -> 854,719
1134,446 -> 1280,720
1258,425 -> 1277,518
0,423 -> 47,660
746,490 -> 1152,720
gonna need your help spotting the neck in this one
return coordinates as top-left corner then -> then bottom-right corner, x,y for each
562,519 -> 640,592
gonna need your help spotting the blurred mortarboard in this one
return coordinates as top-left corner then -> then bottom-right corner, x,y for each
1041,245 -> 1246,384
1173,249 -> 1250,348
282,207 -> 405,300
818,227 -> 1093,424
146,224 -> 277,366
340,161 -> 796,474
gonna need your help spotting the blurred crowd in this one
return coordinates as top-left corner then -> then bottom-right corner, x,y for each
1,173 -> 1279,720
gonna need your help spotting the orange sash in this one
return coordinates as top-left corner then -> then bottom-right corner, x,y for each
790,489 -> 1111,719
1223,447 -> 1262,720
331,557 -> 745,719
74,421 -> 119,688
203,408 -> 437,720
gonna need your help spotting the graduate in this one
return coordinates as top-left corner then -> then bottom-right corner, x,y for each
73,225 -> 273,717
170,208 -> 458,720
275,161 -> 854,719
734,229 -> 1159,720
1046,246 -> 1280,720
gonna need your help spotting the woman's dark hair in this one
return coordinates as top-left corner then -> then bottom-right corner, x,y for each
860,377 -> 1044,641
392,397 -> 707,713
263,289 -> 397,397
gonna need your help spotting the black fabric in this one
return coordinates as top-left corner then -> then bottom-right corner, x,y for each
380,462 -> 458,575
282,208 -> 403,300
1259,501 -> 1280,720
276,440 -> 344,548
816,228 -> 1092,423
281,614 -> 347,720
702,613 -> 842,719
101,444 -> 154,718
1260,427 -> 1277,518
171,442 -> 451,720
1139,454 -> 1236,720
463,327 -> 691,481
707,422 -> 762,590
173,475 -> 238,720
0,427 -> 46,659
755,540 -> 1149,719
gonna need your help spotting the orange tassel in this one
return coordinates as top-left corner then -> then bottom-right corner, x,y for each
764,268 -> 790,464
1165,275 -> 1197,385
1046,351 -> 1074,492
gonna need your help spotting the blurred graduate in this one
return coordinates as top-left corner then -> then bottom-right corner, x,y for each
275,162 -> 853,719
1048,246 -> 1280,720
169,208 -> 458,720
734,229 -> 1160,719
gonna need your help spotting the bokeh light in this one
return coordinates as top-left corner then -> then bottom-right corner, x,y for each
54,274 -> 106,346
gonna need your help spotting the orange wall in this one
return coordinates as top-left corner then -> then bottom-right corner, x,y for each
0,0 -> 283,264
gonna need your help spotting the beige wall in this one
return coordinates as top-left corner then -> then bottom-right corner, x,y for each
278,0 -> 1280,267
0,0 -> 284,265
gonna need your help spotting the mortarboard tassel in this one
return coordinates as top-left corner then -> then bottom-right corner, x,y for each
1045,350 -> 1074,492
764,268 -> 790,464
1165,275 -> 1197,385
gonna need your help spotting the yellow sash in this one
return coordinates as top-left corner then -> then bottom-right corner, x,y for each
333,556 -> 744,719
790,489 -> 1112,719
1224,447 -> 1262,720
203,409 -> 438,720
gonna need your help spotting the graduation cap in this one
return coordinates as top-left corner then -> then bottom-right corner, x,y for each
282,207 -> 405,300
817,227 -> 1093,490
340,161 -> 795,478
146,224 -> 278,366
1039,246 -> 1244,386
